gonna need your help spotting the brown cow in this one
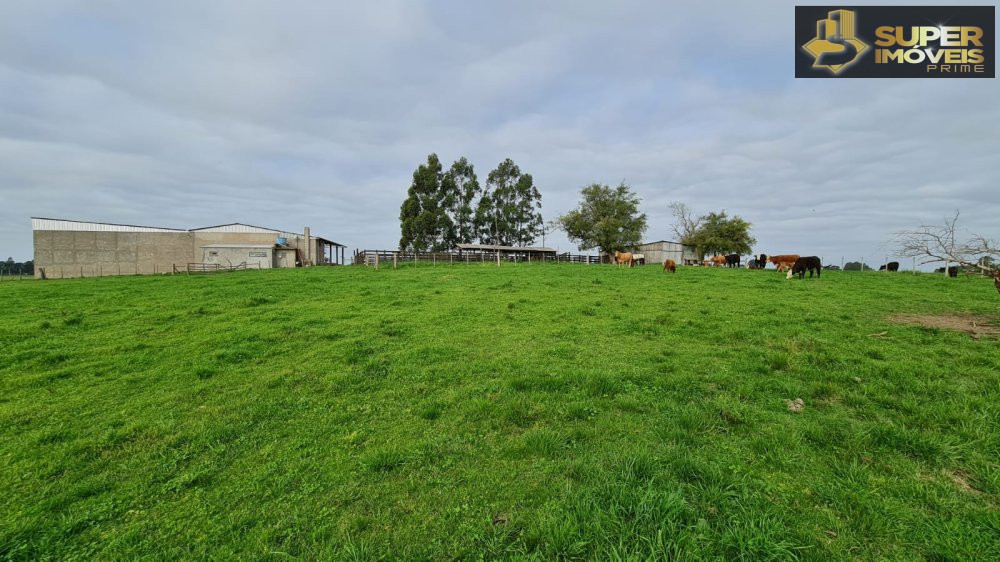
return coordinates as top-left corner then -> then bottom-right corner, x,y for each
662,259 -> 676,273
613,250 -> 634,268
994,271 -> 1000,294
709,255 -> 727,267
768,254 -> 800,273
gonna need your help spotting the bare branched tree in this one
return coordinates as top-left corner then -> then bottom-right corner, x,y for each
894,211 -> 1000,292
668,201 -> 702,244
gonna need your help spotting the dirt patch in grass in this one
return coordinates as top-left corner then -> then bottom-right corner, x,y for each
889,314 -> 1000,339
944,469 -> 981,495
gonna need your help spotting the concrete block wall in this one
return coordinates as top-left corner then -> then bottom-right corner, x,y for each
33,228 -> 318,278
34,231 -> 195,278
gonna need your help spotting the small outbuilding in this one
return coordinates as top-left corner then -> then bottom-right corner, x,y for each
636,240 -> 699,266
455,243 -> 557,261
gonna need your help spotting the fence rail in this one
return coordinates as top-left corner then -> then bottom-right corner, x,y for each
175,262 -> 261,275
353,250 -> 610,267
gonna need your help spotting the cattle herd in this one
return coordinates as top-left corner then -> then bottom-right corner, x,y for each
609,250 -> 1000,293
693,252 -> 825,280
610,251 -> 903,281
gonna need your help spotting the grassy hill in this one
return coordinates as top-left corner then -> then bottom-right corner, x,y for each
1,264 -> 998,559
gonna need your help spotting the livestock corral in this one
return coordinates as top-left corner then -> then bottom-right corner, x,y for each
1,264 -> 998,559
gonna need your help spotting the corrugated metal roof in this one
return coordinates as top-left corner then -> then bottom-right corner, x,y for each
189,223 -> 298,236
456,243 -> 557,252
31,218 -> 343,245
640,240 -> 687,246
31,217 -> 187,233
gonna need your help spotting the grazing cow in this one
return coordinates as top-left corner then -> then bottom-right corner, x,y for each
878,261 -> 900,272
948,265 -> 958,278
632,253 -> 646,266
747,253 -> 768,269
725,253 -> 741,268
767,254 -> 799,271
994,271 -> 1000,294
662,259 -> 676,273
787,256 -> 822,279
613,250 -> 634,268
709,255 -> 727,267
769,254 -> 800,273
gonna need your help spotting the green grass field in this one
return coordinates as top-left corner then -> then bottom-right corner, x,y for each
2,264 -> 998,560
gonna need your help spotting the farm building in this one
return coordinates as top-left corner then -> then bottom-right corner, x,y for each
455,244 -> 557,260
31,218 -> 345,279
636,240 -> 700,265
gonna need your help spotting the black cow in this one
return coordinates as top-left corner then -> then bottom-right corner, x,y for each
788,256 -> 822,279
747,253 -> 768,269
878,261 -> 900,272
948,265 -> 958,278
725,253 -> 741,268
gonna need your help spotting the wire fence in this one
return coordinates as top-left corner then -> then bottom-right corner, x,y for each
353,250 -> 609,268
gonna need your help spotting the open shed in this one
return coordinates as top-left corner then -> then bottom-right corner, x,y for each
455,244 -> 557,261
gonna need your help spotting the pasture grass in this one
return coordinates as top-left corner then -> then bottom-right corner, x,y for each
1,264 -> 999,560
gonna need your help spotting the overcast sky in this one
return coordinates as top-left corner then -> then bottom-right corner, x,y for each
1,1 -> 997,265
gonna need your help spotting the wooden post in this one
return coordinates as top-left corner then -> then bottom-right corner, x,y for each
375,252 -> 380,270
394,252 -> 397,269
913,257 -> 916,274
496,250 -> 500,267
433,253 -> 436,266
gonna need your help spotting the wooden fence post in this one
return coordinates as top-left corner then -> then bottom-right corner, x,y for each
375,252 -> 380,270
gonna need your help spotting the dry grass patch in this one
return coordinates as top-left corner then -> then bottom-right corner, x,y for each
889,314 -> 1000,339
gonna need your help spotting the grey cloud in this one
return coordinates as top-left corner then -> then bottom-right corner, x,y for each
1,1 -> 997,265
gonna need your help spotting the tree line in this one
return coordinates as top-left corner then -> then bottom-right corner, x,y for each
397,155 -> 755,258
554,187 -> 754,257
2,258 -> 33,275
399,154 -> 543,252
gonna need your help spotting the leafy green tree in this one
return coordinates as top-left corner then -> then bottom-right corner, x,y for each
440,157 -> 481,246
686,211 -> 756,258
399,154 -> 453,251
475,159 -> 543,246
556,182 -> 647,255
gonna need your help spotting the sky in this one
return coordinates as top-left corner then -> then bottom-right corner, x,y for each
1,1 -> 997,266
